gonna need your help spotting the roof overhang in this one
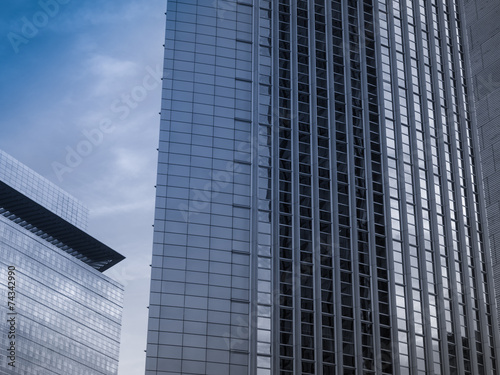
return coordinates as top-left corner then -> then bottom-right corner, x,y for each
0,181 -> 125,272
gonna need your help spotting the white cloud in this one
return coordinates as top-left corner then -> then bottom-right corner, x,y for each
0,2 -> 166,374
89,55 -> 138,78
84,55 -> 139,97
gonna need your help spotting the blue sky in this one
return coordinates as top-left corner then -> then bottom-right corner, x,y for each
0,1 -> 166,373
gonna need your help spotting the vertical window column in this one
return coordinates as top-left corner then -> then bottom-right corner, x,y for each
276,1 -> 293,373
255,1 -> 273,374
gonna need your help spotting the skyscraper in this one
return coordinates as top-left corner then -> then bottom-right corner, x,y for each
462,0 -> 500,333
0,150 -> 124,374
146,0 -> 500,374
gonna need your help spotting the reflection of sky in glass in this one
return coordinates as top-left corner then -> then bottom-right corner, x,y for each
0,150 -> 122,374
378,0 -> 498,372
0,214 -> 123,374
0,150 -> 89,230
147,0 -> 500,373
146,1 -> 255,373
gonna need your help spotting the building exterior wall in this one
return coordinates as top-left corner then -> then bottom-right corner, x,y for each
0,150 -> 124,375
376,0 -> 500,372
146,0 -> 500,374
0,216 -> 123,375
462,0 -> 500,332
146,1 -> 255,373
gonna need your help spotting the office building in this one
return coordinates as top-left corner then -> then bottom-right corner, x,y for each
146,0 -> 500,373
462,0 -> 500,331
0,150 -> 124,374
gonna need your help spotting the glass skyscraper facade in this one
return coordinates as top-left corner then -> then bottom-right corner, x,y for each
462,0 -> 500,335
0,150 -> 124,374
146,0 -> 500,374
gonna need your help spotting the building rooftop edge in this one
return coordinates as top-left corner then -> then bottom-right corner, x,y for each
0,149 -> 89,229
0,181 -> 125,272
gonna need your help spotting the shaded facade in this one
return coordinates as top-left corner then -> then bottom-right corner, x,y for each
146,0 -> 500,374
0,150 -> 124,374
462,0 -> 500,333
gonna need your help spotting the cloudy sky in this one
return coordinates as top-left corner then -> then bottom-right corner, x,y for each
1,1 -> 166,373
